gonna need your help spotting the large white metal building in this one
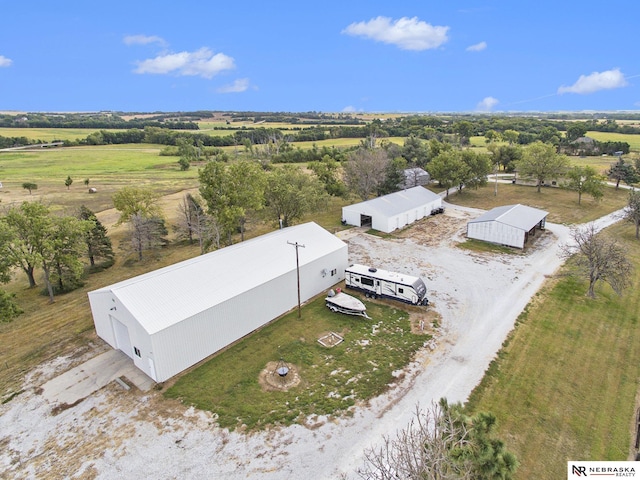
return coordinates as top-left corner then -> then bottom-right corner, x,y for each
341,186 -> 442,233
466,204 -> 548,249
88,222 -> 348,382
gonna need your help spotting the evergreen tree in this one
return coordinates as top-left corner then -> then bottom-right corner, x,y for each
78,205 -> 114,268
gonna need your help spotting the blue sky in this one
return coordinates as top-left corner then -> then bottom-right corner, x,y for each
1,1 -> 638,113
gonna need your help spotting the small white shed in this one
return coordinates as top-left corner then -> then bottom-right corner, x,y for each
88,222 -> 348,382
342,186 -> 442,233
466,204 -> 548,249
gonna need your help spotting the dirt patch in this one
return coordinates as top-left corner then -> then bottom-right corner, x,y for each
394,212 -> 471,247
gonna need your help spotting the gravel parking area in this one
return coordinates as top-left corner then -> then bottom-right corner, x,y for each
1,204 -> 604,480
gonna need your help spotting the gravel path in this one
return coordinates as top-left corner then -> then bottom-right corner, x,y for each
0,205 -> 625,480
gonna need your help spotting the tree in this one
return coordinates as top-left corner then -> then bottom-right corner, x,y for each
502,129 -> 519,145
488,144 -> 522,172
565,123 -> 588,142
378,157 -> 407,195
429,151 -> 466,198
561,223 -> 632,298
459,150 -> 492,191
47,215 -> 94,295
112,186 -> 163,261
175,193 -> 220,254
624,190 -> 640,239
307,155 -> 347,197
0,202 -> 48,287
358,400 -> 517,480
1,202 -> 91,301
484,129 -> 501,144
401,135 -> 430,167
343,148 -> 390,200
264,165 -> 328,227
563,165 -> 605,205
64,175 -> 73,190
453,121 -> 474,146
515,141 -> 570,192
199,160 -> 266,243
607,157 -> 638,189
128,213 -> 168,261
112,186 -> 162,225
22,182 -> 37,194
77,205 -> 114,268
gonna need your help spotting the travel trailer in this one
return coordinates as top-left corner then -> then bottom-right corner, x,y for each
345,264 -> 428,306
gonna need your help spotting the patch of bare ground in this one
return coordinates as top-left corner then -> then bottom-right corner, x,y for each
394,211 -> 471,247
258,361 -> 302,392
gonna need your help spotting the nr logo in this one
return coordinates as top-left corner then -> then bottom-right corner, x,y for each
572,465 -> 587,476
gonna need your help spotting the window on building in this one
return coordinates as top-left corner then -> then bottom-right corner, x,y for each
134,347 -> 141,357
331,269 -> 337,276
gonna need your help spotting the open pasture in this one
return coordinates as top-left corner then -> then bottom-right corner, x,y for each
0,127 -> 124,143
0,144 -> 199,213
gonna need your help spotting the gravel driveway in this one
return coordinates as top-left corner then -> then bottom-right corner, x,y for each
0,204 -> 623,480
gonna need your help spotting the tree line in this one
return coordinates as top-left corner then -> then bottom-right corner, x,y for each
0,203 -> 114,320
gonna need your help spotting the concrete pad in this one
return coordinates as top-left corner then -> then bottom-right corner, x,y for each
41,349 -> 154,405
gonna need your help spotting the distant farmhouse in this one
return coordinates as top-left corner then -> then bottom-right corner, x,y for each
88,222 -> 347,382
342,186 -> 442,233
466,204 -> 548,249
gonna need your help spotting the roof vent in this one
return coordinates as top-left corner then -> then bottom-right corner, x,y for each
368,267 -> 377,273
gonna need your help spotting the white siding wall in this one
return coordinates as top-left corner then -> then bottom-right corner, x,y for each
146,243 -> 347,382
467,221 -> 525,249
342,207 -> 362,227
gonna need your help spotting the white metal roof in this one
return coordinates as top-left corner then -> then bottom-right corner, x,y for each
468,204 -> 548,231
343,186 -> 440,218
90,222 -> 346,334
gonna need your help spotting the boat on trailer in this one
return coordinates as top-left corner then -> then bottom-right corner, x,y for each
325,290 -> 369,318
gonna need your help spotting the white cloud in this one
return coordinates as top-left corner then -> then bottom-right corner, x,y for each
123,34 -> 166,46
134,48 -> 235,79
342,16 -> 449,51
0,55 -> 13,67
477,96 -> 499,112
558,68 -> 628,94
466,41 -> 487,52
217,78 -> 250,93
342,105 -> 357,113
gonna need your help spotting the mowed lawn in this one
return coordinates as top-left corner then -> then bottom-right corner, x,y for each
466,222 -> 640,478
444,182 -> 629,224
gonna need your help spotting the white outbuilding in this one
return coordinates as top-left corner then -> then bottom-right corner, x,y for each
88,222 -> 348,382
466,204 -> 548,249
341,186 -> 442,233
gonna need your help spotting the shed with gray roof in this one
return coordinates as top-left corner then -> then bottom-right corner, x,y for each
341,186 -> 442,233
466,204 -> 548,249
88,222 -> 347,382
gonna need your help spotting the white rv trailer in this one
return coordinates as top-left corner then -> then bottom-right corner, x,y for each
345,264 -> 428,306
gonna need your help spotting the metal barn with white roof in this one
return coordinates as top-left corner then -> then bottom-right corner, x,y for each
466,204 -> 548,249
88,222 -> 347,382
341,186 -> 442,233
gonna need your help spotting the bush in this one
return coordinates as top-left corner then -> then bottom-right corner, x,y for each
0,290 -> 23,322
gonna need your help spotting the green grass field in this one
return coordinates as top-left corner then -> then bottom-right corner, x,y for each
0,127 -> 125,142
165,295 -> 431,430
466,222 -> 640,477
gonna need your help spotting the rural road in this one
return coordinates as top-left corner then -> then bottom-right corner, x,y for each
0,203 -> 626,479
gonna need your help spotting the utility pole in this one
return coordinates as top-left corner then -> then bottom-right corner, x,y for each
288,241 -> 305,319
